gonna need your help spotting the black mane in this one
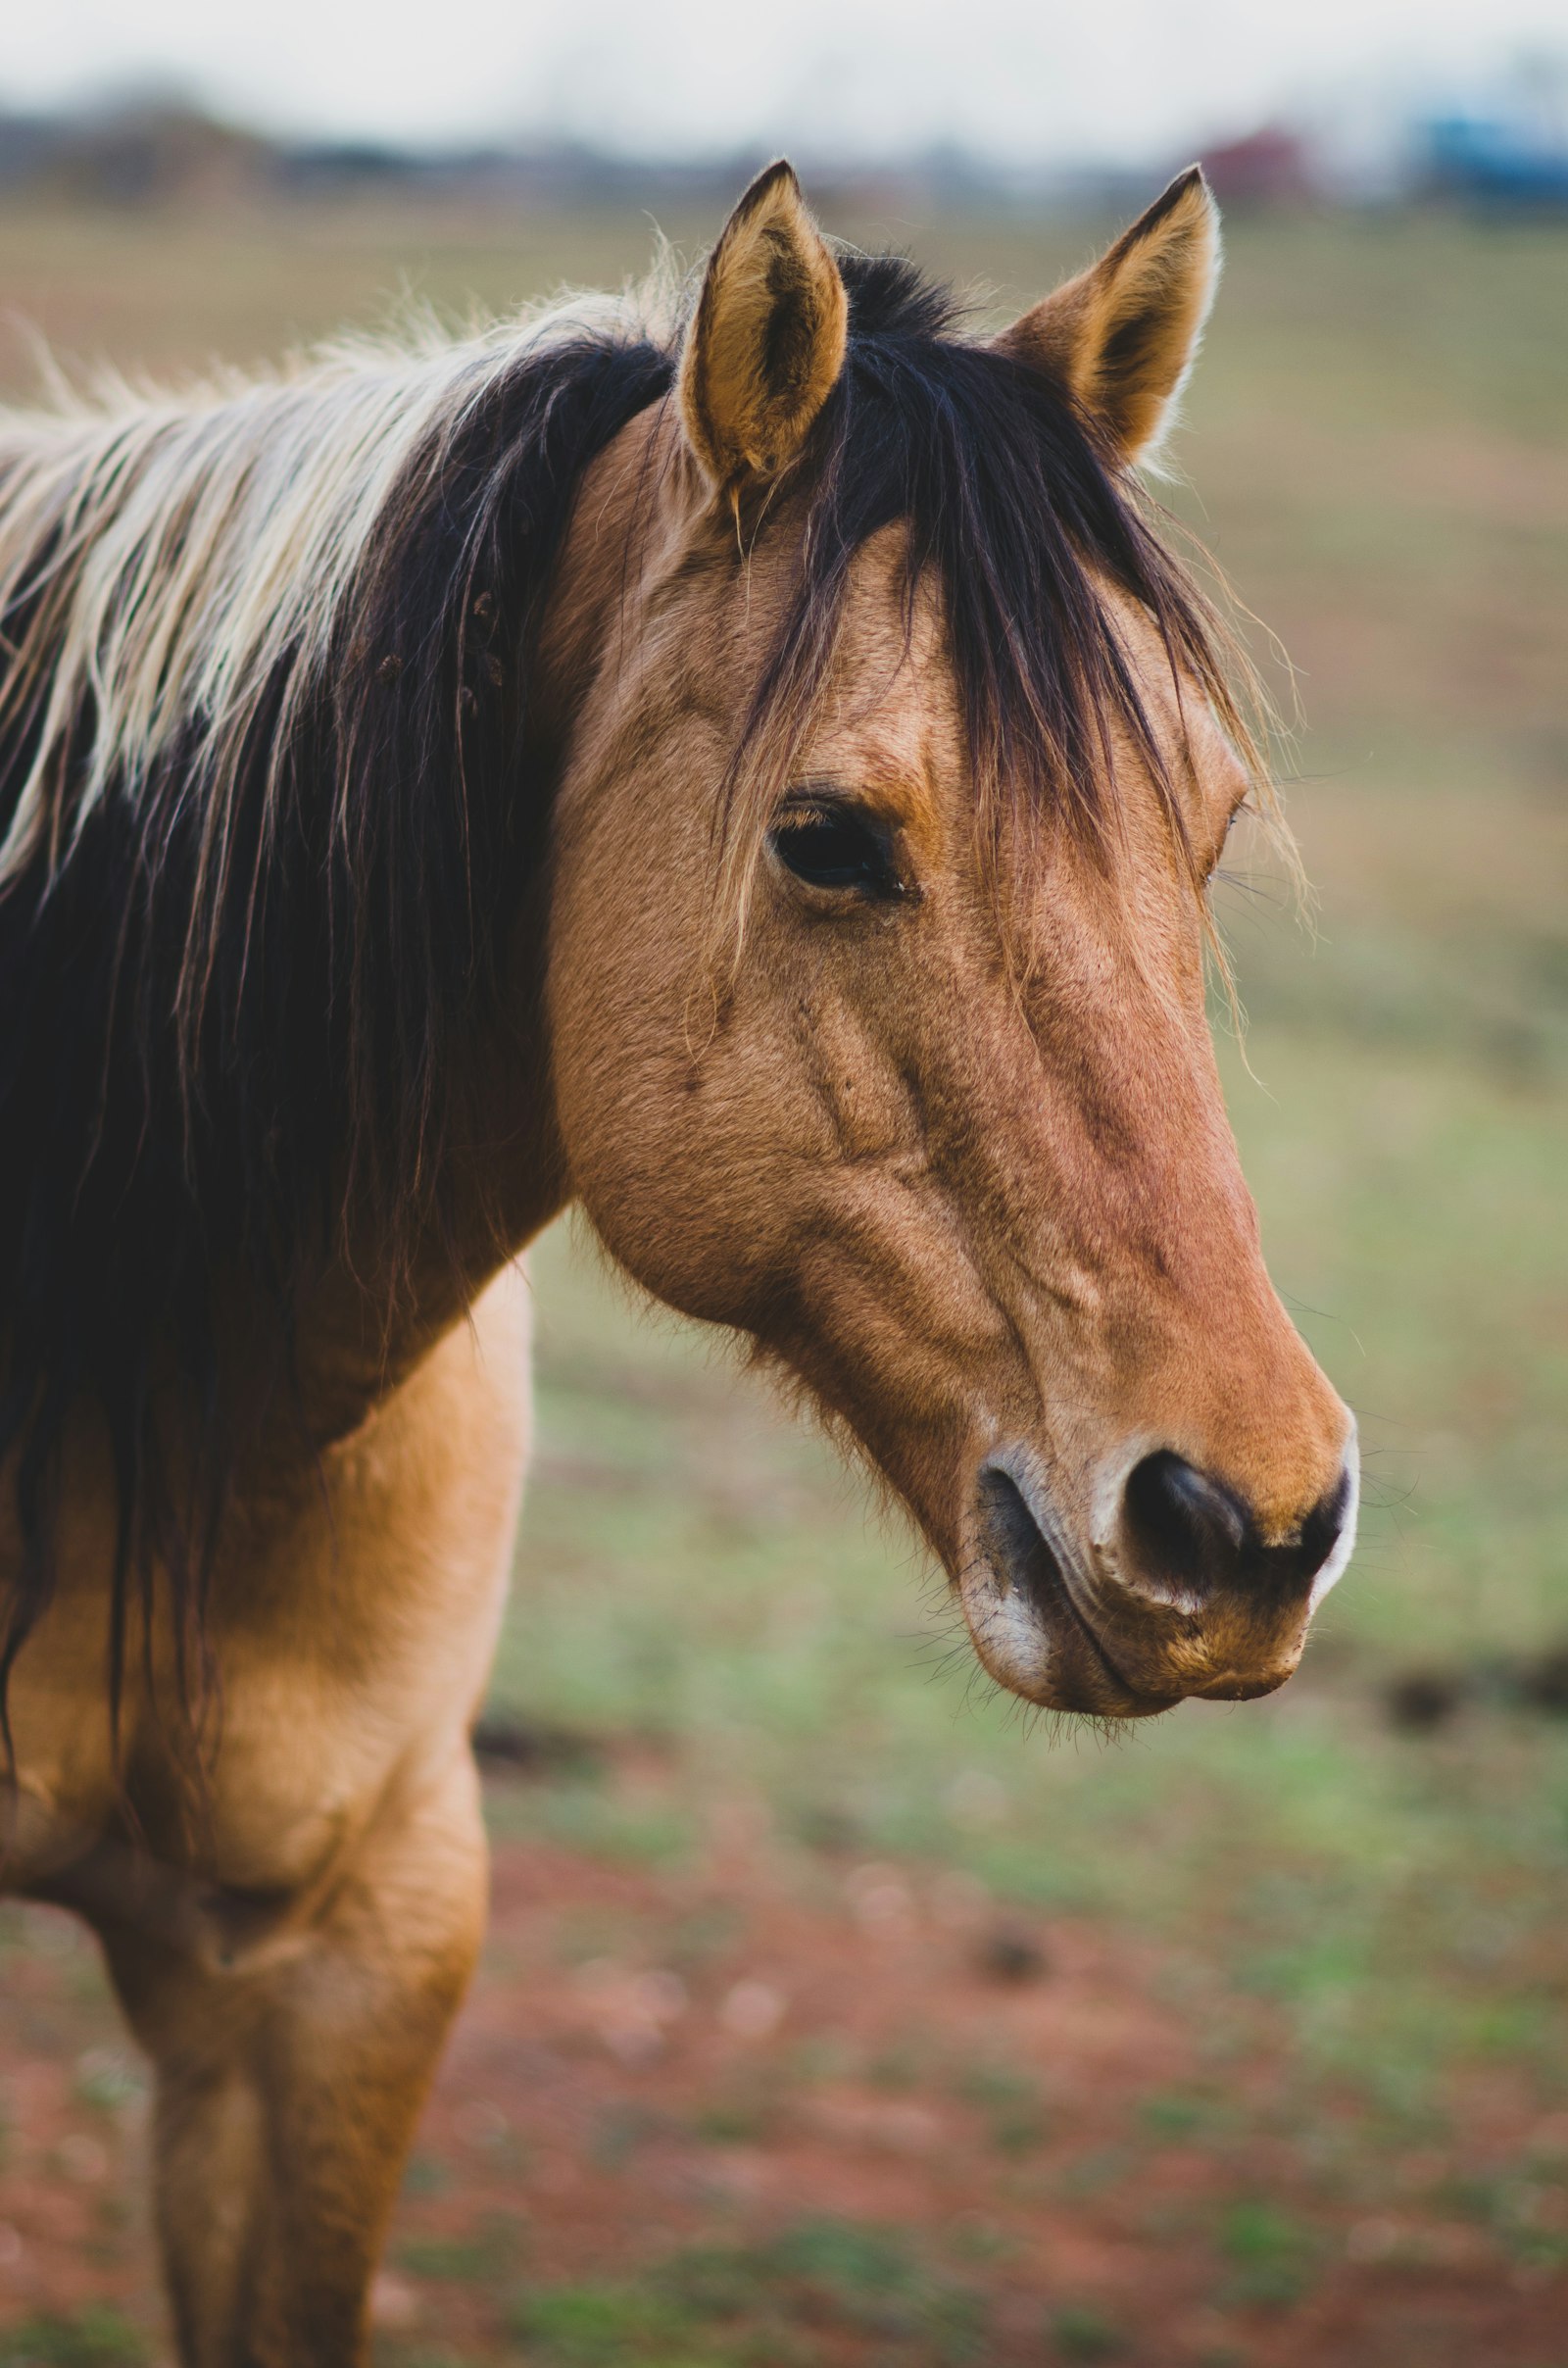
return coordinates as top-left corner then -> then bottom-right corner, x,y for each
0,249 -> 1242,1749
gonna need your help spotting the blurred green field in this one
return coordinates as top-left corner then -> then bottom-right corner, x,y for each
1,193 -> 1566,2355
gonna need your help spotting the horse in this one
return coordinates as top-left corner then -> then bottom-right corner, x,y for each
0,161 -> 1357,2362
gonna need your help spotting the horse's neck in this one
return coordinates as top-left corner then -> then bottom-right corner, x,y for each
278,916 -> 565,1448
280,416 -> 668,1446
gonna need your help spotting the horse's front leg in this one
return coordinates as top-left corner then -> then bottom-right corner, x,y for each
96,1743 -> 488,2368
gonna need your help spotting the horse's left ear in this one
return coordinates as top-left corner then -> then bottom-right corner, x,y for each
993,167 -> 1219,467
678,159 -> 849,495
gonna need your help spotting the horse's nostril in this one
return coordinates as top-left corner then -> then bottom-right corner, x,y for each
1121,1451 -> 1249,1603
1119,1451 -> 1351,1609
1298,1461 -> 1356,1592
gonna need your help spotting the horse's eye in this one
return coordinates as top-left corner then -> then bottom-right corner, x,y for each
770,802 -> 901,897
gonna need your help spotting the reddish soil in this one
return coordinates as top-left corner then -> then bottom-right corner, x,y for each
1,1783 -> 1565,2365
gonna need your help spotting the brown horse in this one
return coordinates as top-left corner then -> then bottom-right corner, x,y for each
0,164 -> 1355,2361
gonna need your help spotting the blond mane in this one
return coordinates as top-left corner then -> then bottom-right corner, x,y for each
0,281 -> 667,889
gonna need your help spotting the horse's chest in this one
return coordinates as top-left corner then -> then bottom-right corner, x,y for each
184,1293 -> 533,1892
4,1268 -> 532,1903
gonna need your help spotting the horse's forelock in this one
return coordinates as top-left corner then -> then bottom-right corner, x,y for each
714,248 -> 1261,920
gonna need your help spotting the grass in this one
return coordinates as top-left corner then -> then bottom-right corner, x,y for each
508,2217 -> 987,2365
1217,2198 -> 1320,2309
955,2061 -> 1052,2156
1050,2304 -> 1127,2360
0,2314 -> 146,2367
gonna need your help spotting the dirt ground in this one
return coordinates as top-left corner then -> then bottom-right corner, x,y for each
3,1759 -> 1566,2368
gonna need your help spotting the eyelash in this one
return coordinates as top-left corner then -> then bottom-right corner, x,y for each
1205,799 -> 1252,883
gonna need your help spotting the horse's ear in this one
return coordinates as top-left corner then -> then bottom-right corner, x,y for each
993,167 -> 1219,467
677,159 -> 848,495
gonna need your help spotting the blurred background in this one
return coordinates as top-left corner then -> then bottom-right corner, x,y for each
0,5 -> 1566,2365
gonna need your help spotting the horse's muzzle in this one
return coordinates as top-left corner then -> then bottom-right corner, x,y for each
958,1438 -> 1358,1717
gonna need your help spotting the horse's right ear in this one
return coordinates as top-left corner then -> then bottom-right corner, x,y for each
677,161 -> 848,497
993,167 -> 1220,467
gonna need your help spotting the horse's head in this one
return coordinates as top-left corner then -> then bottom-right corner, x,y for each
544,164 -> 1356,1718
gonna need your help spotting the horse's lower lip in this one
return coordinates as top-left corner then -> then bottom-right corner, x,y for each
1019,1529 -> 1174,1714
964,1465 -> 1180,1719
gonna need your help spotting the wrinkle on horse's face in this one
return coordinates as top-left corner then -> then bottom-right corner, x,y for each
547,504 -> 1354,1721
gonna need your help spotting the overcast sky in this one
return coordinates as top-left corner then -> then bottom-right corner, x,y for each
4,0 -> 1565,162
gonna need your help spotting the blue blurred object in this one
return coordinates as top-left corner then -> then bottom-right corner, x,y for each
1424,108 -> 1568,206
